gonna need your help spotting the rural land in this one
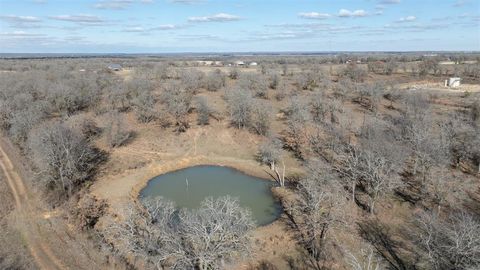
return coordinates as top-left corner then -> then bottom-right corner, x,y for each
0,52 -> 479,270
0,0 -> 479,269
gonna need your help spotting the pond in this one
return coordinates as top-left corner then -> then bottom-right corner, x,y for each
139,165 -> 282,225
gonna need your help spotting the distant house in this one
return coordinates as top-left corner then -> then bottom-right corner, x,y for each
249,62 -> 258,66
234,61 -> 245,66
195,60 -> 223,66
445,77 -> 461,88
108,64 -> 122,71
195,60 -> 213,66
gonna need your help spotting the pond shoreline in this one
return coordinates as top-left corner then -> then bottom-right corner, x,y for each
128,155 -> 276,204
139,165 -> 283,225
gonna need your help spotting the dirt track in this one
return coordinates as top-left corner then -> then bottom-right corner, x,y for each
0,137 -> 66,270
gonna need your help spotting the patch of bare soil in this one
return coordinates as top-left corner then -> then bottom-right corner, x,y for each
398,80 -> 480,93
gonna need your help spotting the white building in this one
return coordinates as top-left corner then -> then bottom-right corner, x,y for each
249,62 -> 258,66
445,77 -> 461,88
107,64 -> 122,71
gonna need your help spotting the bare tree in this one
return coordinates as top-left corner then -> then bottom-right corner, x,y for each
45,75 -> 99,115
105,196 -> 254,270
258,137 -> 286,186
225,88 -> 253,129
281,64 -> 288,76
177,196 -> 254,269
294,72 -> 314,91
204,69 -> 226,92
416,210 -> 480,270
251,100 -> 272,136
342,63 -> 367,83
8,103 -> 46,144
470,99 -> 480,126
269,73 -> 279,89
285,160 -> 347,269
282,97 -> 310,159
106,82 -> 133,112
67,115 -> 101,140
258,137 -> 282,171
70,194 -> 107,231
345,248 -> 384,270
274,79 -> 288,101
336,145 -> 363,202
132,90 -> 157,123
355,83 -> 384,113
396,94 -> 449,183
162,81 -> 193,132
310,92 -> 328,125
196,96 -> 211,125
104,111 -> 133,148
238,73 -> 268,99
105,197 -> 184,269
179,69 -> 205,95
357,149 -> 400,214
229,68 -> 239,80
28,121 -> 102,198
337,138 -> 402,214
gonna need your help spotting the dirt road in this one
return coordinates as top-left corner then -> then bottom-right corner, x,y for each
0,137 -> 68,270
0,134 -> 126,270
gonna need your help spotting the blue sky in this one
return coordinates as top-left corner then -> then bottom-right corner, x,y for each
0,0 -> 479,53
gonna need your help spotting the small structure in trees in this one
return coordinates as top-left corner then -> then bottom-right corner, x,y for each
107,64 -> 122,71
234,61 -> 245,66
249,62 -> 258,66
445,77 -> 461,88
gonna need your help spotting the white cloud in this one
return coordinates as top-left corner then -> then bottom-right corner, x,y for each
48,14 -> 110,26
122,26 -> 145,32
0,15 -> 42,23
122,24 -> 185,32
298,12 -> 331,19
0,31 -> 45,37
384,23 -> 446,31
397,15 -> 417,22
169,0 -> 205,4
188,13 -> 240,22
49,14 -> 104,23
151,24 -> 181,30
0,15 -> 43,28
177,34 -> 219,40
453,0 -> 470,7
299,9 -> 370,19
93,0 -> 134,10
338,9 -> 368,17
379,0 -> 401,4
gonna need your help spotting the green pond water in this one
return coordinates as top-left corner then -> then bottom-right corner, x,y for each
139,165 -> 282,225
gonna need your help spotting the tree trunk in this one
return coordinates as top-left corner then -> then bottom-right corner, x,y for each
370,198 -> 375,215
352,182 -> 356,203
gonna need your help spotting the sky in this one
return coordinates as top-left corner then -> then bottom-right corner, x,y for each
0,0 -> 479,53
